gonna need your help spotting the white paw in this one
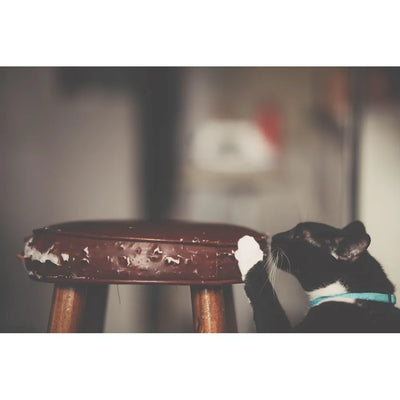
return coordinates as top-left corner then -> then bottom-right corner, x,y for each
234,235 -> 264,280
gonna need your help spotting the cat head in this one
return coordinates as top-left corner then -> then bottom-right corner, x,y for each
271,221 -> 373,291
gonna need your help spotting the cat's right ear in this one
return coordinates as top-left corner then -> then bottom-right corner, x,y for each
331,221 -> 371,262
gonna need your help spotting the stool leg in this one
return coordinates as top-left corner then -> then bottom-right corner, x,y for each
190,285 -> 225,333
223,285 -> 238,333
82,285 -> 109,333
48,284 -> 87,333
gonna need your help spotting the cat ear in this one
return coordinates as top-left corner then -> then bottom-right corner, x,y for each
331,221 -> 371,262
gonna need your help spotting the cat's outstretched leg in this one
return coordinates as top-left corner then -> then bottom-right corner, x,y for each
244,261 -> 292,332
235,236 -> 292,332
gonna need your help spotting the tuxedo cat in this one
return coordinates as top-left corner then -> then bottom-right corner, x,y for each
239,221 -> 400,332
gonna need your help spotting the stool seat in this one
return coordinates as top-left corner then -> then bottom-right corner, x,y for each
21,220 -> 267,285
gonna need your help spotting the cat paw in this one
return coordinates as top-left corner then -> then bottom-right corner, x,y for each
234,235 -> 264,280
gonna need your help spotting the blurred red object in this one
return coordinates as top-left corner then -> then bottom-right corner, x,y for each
256,103 -> 283,151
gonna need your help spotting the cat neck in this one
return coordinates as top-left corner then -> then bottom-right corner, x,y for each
342,252 -> 394,294
306,281 -> 355,306
306,253 -> 395,306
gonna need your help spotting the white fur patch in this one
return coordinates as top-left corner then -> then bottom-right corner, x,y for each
307,281 -> 355,305
234,235 -> 264,280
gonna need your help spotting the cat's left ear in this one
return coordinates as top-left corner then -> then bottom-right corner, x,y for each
332,221 -> 371,262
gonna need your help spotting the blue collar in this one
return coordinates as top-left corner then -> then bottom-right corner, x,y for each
310,292 -> 396,308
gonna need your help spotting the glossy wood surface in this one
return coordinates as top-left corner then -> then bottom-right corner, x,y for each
38,220 -> 266,246
21,219 -> 268,285
190,285 -> 225,333
48,284 -> 87,332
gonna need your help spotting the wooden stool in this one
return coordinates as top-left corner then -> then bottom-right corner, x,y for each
19,220 -> 267,333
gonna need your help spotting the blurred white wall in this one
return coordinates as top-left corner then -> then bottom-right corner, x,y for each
359,105 -> 400,299
0,68 -> 144,332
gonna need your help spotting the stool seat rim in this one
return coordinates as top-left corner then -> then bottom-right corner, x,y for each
35,219 -> 267,246
21,219 -> 268,285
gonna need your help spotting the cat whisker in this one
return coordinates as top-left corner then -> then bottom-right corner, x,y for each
266,250 -> 279,299
257,254 -> 274,298
275,246 -> 292,274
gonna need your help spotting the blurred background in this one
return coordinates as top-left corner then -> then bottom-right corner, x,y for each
0,67 -> 399,332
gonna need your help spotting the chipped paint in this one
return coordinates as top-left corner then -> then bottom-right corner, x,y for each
70,273 -> 87,280
24,239 -> 61,266
165,256 -> 180,265
83,246 -> 89,257
153,247 -> 163,255
61,253 -> 69,262
122,255 -> 131,266
28,270 -> 44,280
216,250 -> 235,258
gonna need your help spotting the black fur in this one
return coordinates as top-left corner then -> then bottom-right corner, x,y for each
244,221 -> 400,332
